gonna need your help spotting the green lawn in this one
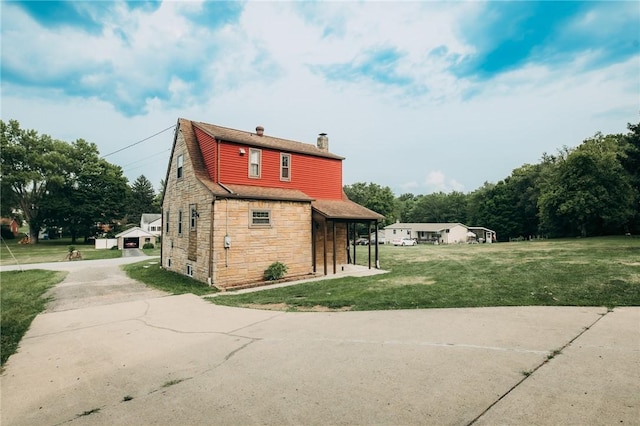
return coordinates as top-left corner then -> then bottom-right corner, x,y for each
122,260 -> 215,296
0,237 -> 124,266
0,270 -> 67,366
210,237 -> 640,311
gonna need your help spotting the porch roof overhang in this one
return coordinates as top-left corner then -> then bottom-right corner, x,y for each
312,199 -> 384,221
212,183 -> 313,203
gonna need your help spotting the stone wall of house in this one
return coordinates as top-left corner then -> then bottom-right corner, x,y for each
162,130 -> 214,284
212,199 -> 313,288
314,220 -> 348,274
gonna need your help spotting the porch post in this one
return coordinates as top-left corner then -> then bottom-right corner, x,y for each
332,221 -> 337,274
375,222 -> 379,269
312,219 -> 316,273
368,221 -> 372,270
323,218 -> 328,275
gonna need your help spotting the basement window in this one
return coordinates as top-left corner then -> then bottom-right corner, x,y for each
186,264 -> 193,277
250,210 -> 271,227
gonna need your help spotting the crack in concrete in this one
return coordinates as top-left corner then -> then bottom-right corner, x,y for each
259,337 -> 550,354
466,310 -> 611,426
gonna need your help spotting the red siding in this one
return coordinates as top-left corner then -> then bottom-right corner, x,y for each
194,126 -> 217,182
217,141 -> 343,200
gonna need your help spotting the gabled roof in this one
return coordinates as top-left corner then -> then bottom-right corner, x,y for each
165,118 -> 384,222
192,121 -> 344,160
384,222 -> 467,232
141,214 -> 161,224
115,227 -> 156,238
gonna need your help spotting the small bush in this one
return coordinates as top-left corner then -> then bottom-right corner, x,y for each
110,245 -> 119,250
265,261 -> 287,281
67,245 -> 76,253
142,243 -> 155,249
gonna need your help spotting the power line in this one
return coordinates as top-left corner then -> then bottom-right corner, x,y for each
120,148 -> 171,169
101,125 -> 175,158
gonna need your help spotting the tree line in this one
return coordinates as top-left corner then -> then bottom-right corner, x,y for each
2,119 -> 638,244
345,121 -> 639,241
1,119 -> 162,243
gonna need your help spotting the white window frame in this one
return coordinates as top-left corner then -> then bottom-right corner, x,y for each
250,209 -> 271,227
178,210 -> 183,235
249,148 -> 261,178
280,153 -> 291,181
177,154 -> 184,179
186,264 -> 193,277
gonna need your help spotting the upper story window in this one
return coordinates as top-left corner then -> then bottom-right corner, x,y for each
177,154 -> 184,179
280,153 -> 291,181
178,210 -> 183,235
249,148 -> 261,178
165,210 -> 170,232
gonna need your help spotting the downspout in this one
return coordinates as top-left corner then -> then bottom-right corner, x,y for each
208,200 -> 215,286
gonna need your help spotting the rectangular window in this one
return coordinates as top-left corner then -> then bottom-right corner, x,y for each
250,210 -> 271,227
167,258 -> 171,268
178,210 -> 183,235
280,153 -> 291,181
190,204 -> 197,230
177,154 -> 184,179
186,264 -> 193,277
165,211 -> 170,232
249,148 -> 261,178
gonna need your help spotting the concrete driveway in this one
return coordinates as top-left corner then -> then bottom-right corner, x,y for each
1,257 -> 638,425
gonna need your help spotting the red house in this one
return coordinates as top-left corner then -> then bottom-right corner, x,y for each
162,119 -> 383,289
0,218 -> 20,236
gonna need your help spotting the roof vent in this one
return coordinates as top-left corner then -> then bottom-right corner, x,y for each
317,133 -> 328,151
256,126 -> 264,136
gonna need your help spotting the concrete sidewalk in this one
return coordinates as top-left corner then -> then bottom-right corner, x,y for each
2,292 -> 638,425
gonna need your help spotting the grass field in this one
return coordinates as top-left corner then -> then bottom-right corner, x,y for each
0,270 -> 67,366
122,259 -> 214,296
211,237 -> 640,311
0,237 -> 135,266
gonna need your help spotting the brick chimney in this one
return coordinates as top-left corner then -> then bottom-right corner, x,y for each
317,133 -> 328,151
256,126 -> 264,136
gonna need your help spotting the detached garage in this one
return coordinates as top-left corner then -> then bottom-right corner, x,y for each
115,227 -> 156,250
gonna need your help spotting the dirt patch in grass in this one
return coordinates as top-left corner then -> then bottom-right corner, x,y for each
378,276 -> 436,286
242,303 -> 352,312
243,303 -> 289,311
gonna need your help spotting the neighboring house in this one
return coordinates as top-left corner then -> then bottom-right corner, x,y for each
384,222 -> 495,244
115,227 -> 156,249
162,119 -> 383,290
468,227 -> 497,243
140,213 -> 162,237
0,218 -> 20,236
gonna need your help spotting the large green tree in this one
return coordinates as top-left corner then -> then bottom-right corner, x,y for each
538,133 -> 634,237
1,120 -> 71,242
126,175 -> 159,224
42,140 -> 130,243
344,182 -> 396,226
407,191 -> 468,224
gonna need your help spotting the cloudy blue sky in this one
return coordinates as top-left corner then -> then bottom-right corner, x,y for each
2,1 -> 638,194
